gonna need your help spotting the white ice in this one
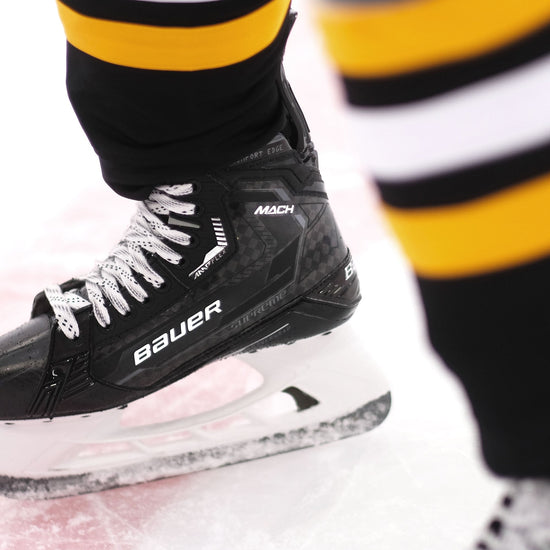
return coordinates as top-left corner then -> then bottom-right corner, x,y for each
0,1 -> 501,549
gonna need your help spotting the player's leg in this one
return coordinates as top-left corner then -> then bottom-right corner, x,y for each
0,0 -> 390,498
317,0 -> 550,547
58,0 -> 293,198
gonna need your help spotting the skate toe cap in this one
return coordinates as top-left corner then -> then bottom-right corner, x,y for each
0,315 -> 53,419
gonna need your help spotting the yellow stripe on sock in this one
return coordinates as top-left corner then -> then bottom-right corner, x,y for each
317,0 -> 550,77
57,0 -> 290,71
383,173 -> 550,278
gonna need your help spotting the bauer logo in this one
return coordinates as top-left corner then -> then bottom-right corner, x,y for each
254,205 -> 295,215
133,300 -> 222,366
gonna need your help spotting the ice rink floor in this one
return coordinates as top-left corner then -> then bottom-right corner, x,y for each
0,2 -> 502,549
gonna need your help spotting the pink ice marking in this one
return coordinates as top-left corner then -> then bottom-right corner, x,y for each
121,358 -> 263,431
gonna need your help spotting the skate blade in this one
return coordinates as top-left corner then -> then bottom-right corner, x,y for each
0,322 -> 390,499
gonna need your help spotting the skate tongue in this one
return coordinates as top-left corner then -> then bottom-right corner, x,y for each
230,134 -> 292,167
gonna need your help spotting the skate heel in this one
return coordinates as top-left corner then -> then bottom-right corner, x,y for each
237,252 -> 362,352
0,319 -> 390,499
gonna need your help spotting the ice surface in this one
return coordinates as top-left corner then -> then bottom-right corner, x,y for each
0,1 -> 501,548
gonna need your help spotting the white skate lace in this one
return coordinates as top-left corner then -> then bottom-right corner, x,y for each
44,184 -> 196,340
475,479 -> 550,550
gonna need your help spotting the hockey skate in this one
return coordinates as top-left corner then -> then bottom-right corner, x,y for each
0,71 -> 390,499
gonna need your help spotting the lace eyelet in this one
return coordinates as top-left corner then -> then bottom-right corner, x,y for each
191,203 -> 204,217
156,280 -> 172,293
186,235 -> 200,249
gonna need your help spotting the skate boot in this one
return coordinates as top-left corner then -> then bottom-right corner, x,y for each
474,479 -> 550,550
0,70 -> 390,499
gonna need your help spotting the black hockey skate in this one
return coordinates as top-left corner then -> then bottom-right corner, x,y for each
0,71 -> 390,499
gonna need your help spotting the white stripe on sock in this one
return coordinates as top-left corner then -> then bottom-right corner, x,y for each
350,53 -> 550,181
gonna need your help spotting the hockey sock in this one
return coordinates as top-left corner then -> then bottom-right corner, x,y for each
56,0 -> 292,198
317,0 -> 550,477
